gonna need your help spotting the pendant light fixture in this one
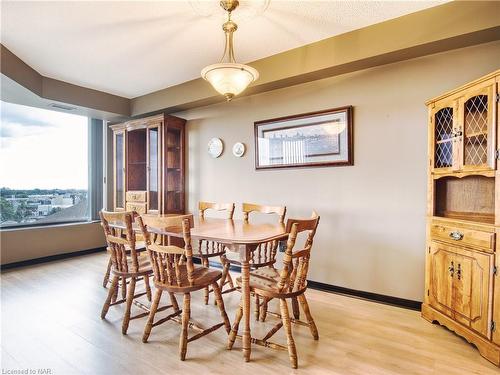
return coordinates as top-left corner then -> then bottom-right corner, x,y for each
201,0 -> 259,101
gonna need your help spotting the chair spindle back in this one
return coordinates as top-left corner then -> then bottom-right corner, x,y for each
138,214 -> 196,287
199,201 -> 235,219
242,202 -> 286,223
99,210 -> 140,273
278,211 -> 320,293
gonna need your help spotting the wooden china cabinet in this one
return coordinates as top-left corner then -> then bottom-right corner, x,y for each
110,113 -> 186,215
422,69 -> 500,366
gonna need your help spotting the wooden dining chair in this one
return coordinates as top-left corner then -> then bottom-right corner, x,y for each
227,212 -> 320,369
225,202 -> 286,320
137,214 -> 231,361
195,201 -> 236,304
101,218 -> 146,289
99,210 -> 155,335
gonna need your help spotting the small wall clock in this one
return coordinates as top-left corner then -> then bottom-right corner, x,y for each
232,142 -> 246,157
208,137 -> 223,158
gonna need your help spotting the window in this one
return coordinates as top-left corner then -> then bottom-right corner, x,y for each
0,100 -> 95,228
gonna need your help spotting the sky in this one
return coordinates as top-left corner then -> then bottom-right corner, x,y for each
0,101 -> 88,190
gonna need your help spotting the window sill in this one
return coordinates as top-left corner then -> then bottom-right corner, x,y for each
0,220 -> 100,232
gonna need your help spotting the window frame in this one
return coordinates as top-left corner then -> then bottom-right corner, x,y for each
0,115 -> 104,230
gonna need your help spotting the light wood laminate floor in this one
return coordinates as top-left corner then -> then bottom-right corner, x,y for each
1,252 -> 498,374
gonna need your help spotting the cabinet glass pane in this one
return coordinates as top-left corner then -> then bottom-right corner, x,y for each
115,133 -> 124,208
166,128 -> 181,211
148,128 -> 159,210
434,107 -> 454,168
464,95 -> 488,167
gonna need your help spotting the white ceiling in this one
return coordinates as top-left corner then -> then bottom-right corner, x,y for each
1,1 -> 447,99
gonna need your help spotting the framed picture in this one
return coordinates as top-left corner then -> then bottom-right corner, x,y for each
254,106 -> 353,170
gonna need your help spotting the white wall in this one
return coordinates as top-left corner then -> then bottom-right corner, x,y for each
175,41 -> 500,301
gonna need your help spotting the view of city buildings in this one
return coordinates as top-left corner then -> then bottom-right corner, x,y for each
0,188 -> 88,227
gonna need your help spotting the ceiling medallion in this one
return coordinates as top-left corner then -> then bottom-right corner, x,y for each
200,0 -> 259,101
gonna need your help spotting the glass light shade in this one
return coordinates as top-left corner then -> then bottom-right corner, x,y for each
201,63 -> 259,100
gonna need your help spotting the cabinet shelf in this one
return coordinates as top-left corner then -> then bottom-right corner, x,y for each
436,138 -> 453,144
465,132 -> 487,145
435,210 -> 494,225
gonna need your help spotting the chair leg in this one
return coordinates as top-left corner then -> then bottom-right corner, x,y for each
227,299 -> 243,350
220,255 -> 233,289
254,295 -> 260,321
111,277 -> 119,303
144,274 -> 152,302
219,256 -> 228,287
260,297 -> 270,322
143,289 -> 163,343
280,298 -> 298,369
212,282 -> 231,333
202,258 -> 210,305
179,293 -> 191,361
102,257 -> 112,287
101,275 -> 119,319
226,271 -> 235,289
122,277 -> 136,335
298,294 -> 319,340
121,276 -> 127,300
291,296 -> 300,320
169,292 -> 180,312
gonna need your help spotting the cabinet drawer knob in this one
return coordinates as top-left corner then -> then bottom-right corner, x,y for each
449,231 -> 464,241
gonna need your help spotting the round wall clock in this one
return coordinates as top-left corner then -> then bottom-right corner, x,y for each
208,137 -> 223,158
232,142 -> 246,157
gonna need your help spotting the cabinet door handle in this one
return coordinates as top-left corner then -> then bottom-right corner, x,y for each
449,261 -> 454,277
449,231 -> 464,241
457,263 -> 461,280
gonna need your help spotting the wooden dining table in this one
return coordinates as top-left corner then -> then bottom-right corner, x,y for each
109,215 -> 288,362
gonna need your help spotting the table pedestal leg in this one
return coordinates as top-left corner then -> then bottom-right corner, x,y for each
239,244 -> 257,362
241,254 -> 251,362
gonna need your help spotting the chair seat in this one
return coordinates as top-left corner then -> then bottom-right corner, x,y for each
112,254 -> 152,276
156,265 -> 222,293
236,267 -> 305,298
236,267 -> 280,293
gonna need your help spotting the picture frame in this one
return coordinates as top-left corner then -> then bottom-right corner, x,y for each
254,106 -> 353,170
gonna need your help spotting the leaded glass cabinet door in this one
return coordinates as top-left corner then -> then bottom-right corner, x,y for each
460,80 -> 497,171
147,124 -> 161,213
164,122 -> 184,214
113,130 -> 126,210
431,100 -> 459,173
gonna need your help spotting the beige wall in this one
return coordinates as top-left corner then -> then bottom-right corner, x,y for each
176,41 -> 500,301
0,222 -> 105,265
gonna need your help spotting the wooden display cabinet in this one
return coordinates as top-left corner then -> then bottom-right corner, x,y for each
422,70 -> 500,366
110,113 -> 186,215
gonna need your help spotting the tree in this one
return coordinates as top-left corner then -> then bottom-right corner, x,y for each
49,207 -> 62,215
14,201 -> 35,222
0,198 -> 16,222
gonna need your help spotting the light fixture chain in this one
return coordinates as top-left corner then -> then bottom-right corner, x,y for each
220,11 -> 237,63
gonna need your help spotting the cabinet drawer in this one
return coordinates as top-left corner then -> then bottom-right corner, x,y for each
126,202 -> 147,214
430,223 -> 494,251
126,191 -> 147,203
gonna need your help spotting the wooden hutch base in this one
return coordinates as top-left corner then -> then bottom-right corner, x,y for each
422,69 -> 500,366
